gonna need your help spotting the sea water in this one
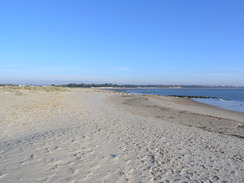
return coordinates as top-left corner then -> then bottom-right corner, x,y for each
115,89 -> 244,113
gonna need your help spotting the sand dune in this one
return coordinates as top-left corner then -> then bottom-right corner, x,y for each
0,88 -> 243,182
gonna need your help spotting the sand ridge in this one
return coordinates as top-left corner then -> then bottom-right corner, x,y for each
111,94 -> 244,138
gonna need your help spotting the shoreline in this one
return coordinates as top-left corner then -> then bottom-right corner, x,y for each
108,90 -> 244,138
0,88 -> 243,182
108,88 -> 244,113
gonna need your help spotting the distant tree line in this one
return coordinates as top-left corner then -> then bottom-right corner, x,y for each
56,83 -> 244,89
0,83 -> 243,88
58,83 -> 136,88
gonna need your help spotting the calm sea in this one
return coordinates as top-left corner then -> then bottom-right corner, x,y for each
115,88 -> 244,113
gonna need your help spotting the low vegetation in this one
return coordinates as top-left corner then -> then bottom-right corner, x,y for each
59,83 -> 244,89
0,86 -> 69,95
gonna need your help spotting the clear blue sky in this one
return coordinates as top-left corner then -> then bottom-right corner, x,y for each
1,0 -> 244,85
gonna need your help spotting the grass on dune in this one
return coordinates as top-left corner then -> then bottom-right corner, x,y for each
1,86 -> 70,96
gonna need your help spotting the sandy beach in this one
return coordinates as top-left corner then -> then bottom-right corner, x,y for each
0,87 -> 243,182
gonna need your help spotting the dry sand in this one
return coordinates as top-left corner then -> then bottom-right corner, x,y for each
0,88 -> 243,182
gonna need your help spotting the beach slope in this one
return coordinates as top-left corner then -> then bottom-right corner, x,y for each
0,88 -> 243,182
